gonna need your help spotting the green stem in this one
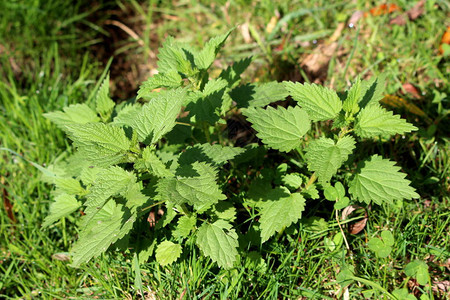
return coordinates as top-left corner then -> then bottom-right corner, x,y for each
305,172 -> 317,189
179,203 -> 191,217
203,122 -> 211,143
349,275 -> 397,299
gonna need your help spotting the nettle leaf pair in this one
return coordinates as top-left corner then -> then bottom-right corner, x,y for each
42,29 -> 419,270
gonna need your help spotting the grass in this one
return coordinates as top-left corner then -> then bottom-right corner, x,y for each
1,0 -> 449,299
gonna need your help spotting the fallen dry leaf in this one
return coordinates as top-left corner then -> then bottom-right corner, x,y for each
365,3 -> 401,17
439,26 -> 450,54
342,205 -> 368,234
402,83 -> 421,99
1,176 -> 16,224
348,10 -> 364,28
389,14 -> 407,26
407,0 -> 425,20
380,95 -> 431,123
300,23 -> 345,82
52,253 -> 71,262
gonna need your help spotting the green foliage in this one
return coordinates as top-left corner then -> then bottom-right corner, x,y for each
243,105 -> 310,152
349,155 -> 419,205
404,260 -> 430,286
40,32 -> 420,281
367,230 -> 395,258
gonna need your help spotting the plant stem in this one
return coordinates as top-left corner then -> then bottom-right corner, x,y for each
305,172 -> 317,189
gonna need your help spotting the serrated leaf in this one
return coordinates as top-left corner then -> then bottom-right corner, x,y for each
156,162 -> 226,212
71,200 -> 136,267
178,143 -> 245,167
342,78 -> 361,115
173,215 -> 197,239
349,155 -> 419,205
54,177 -> 85,195
65,123 -> 131,167
231,82 -> 289,109
44,104 -> 100,131
212,201 -> 236,221
79,166 -> 105,186
196,219 -> 238,269
157,36 -> 192,75
95,74 -> 115,120
127,89 -> 186,144
305,136 -> 356,184
194,29 -> 232,70
259,188 -> 306,242
155,241 -> 182,266
219,57 -> 252,87
137,70 -> 183,99
355,105 -> 417,138
85,166 -> 136,208
359,74 -> 386,108
284,82 -> 342,121
243,105 -> 310,152
42,194 -> 81,227
282,173 -> 303,190
135,147 -> 173,178
186,89 -> 225,125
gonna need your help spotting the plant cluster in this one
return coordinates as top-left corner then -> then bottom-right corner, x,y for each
42,29 -> 421,286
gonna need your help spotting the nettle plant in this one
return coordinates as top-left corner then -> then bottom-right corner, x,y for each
42,30 -> 419,270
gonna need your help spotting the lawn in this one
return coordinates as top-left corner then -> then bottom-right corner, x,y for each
0,0 -> 448,299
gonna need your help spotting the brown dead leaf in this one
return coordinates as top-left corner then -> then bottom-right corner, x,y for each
1,176 -> 16,224
300,23 -> 345,82
402,83 -> 421,99
439,26 -> 450,54
52,253 -> 71,262
380,95 -> 431,123
266,16 -> 278,34
407,0 -> 425,20
240,23 -> 252,44
432,280 -> 450,295
389,14 -> 407,26
348,11 -> 364,28
341,205 -> 368,234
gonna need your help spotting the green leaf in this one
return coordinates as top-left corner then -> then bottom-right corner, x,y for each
381,230 -> 395,246
194,29 -> 233,70
156,36 -> 192,75
349,155 -> 419,205
79,166 -> 105,186
359,74 -> 386,108
342,78 -> 361,115
177,143 -> 245,167
65,123 -> 131,167
392,289 -> 417,300
186,87 -> 226,125
196,219 -> 238,269
135,147 -> 174,178
155,241 -> 182,266
54,177 -> 85,195
355,105 -> 417,138
85,166 -> 136,208
404,260 -> 430,286
259,188 -> 306,242
368,237 -> 391,258
71,201 -> 136,267
44,104 -> 100,131
281,173 -> 303,190
173,215 -> 197,239
42,194 -> 81,227
156,162 -> 226,213
305,136 -> 356,184
95,74 -> 115,120
243,105 -> 310,152
127,89 -> 186,144
231,82 -> 289,109
284,82 -> 342,121
219,57 -> 252,87
137,70 -> 183,99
